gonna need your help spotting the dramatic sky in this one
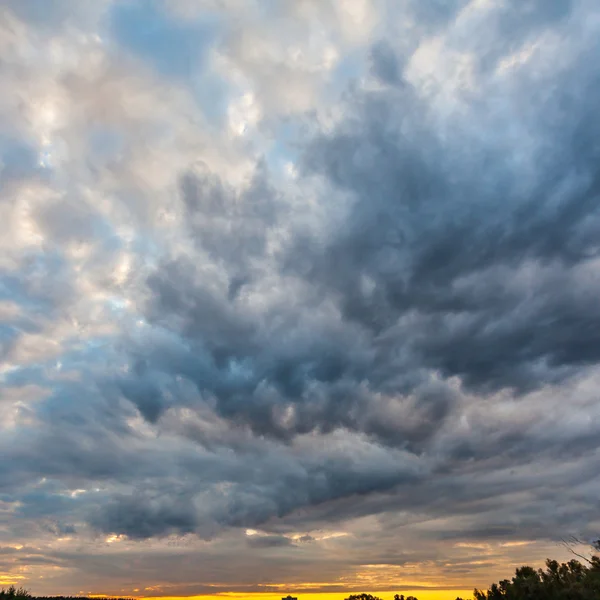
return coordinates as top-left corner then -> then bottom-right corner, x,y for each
2,0 -> 600,598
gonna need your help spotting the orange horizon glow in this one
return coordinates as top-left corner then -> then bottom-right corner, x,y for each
78,591 -> 475,600
140,592 -> 474,600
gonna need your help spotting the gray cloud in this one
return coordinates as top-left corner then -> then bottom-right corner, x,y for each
3,0 -> 600,595
246,534 -> 294,549
90,494 -> 199,541
295,15 -> 600,395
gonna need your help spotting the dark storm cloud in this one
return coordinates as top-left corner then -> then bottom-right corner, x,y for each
369,40 -> 402,86
246,534 -> 294,548
294,27 -> 600,395
73,0 -> 600,543
178,159 -> 282,269
3,0 -> 600,593
90,494 -> 199,540
84,428 -> 422,539
138,253 -> 457,446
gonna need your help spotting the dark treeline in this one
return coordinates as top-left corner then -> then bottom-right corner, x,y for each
347,541 -> 600,600
0,588 -> 132,600
344,559 -> 600,599
4,543 -> 600,600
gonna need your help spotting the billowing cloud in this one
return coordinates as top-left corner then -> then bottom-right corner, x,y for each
2,0 -> 600,597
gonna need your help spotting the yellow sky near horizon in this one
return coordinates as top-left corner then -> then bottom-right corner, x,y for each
138,591 -> 475,600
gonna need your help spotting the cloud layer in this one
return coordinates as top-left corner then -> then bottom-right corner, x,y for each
2,0 -> 600,595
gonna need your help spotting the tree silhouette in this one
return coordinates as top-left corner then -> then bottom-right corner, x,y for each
0,587 -> 32,600
472,556 -> 600,599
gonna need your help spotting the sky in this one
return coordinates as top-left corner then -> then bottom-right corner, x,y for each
1,0 -> 600,598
